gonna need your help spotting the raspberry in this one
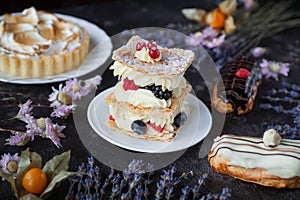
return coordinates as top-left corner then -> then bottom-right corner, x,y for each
123,77 -> 140,91
148,122 -> 164,133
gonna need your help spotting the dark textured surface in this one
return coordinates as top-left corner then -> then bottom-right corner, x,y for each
0,0 -> 299,199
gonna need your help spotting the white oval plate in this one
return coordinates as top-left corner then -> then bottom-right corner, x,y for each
87,87 -> 212,153
0,13 -> 112,84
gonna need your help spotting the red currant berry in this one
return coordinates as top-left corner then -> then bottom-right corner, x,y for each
136,42 -> 146,51
149,48 -> 160,59
147,40 -> 157,49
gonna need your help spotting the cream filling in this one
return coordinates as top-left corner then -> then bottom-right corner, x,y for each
0,7 -> 83,58
114,81 -> 171,108
211,135 -> 300,178
109,102 -> 189,136
134,47 -> 162,63
110,61 -> 185,91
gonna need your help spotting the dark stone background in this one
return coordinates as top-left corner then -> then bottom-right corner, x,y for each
0,0 -> 299,199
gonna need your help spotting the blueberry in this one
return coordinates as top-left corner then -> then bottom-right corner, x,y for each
143,84 -> 173,100
131,120 -> 147,134
174,112 -> 187,127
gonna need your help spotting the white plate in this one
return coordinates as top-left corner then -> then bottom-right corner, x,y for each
87,87 -> 212,153
0,14 -> 112,84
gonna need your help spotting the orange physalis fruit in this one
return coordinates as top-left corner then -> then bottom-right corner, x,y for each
22,168 -> 48,194
210,9 -> 226,29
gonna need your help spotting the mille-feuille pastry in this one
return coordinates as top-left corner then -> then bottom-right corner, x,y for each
208,130 -> 300,189
211,56 -> 262,115
0,7 -> 89,77
106,35 -> 194,142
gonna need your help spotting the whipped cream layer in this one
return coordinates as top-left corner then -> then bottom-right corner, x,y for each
110,61 -> 186,91
109,101 -> 188,137
114,81 -> 172,108
0,7 -> 84,58
210,134 -> 300,179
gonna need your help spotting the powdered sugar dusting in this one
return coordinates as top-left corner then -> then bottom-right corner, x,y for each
112,35 -> 194,77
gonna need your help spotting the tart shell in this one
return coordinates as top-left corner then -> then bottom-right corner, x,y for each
0,28 -> 89,78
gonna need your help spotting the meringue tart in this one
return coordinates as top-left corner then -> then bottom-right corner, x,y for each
0,7 -> 89,77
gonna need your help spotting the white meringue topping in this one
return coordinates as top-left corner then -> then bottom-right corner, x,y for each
0,7 -> 84,58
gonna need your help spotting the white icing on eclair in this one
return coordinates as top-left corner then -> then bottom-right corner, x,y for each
0,7 -> 84,58
210,134 -> 300,178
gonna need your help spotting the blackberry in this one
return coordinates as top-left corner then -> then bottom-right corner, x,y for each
144,85 -> 172,100
131,120 -> 147,134
174,112 -> 187,128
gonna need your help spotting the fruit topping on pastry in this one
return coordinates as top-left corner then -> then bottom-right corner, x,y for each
131,120 -> 147,134
174,112 -> 187,127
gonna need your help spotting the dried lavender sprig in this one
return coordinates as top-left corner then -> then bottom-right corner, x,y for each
179,186 -> 190,200
67,159 -> 231,200
219,187 -> 232,200
282,81 -> 300,92
261,96 -> 299,103
267,88 -> 300,98
192,173 -> 209,200
222,0 -> 300,66
266,124 -> 299,139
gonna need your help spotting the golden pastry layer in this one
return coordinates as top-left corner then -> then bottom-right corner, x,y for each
208,134 -> 300,188
112,35 -> 194,78
106,91 -> 190,142
0,7 -> 89,77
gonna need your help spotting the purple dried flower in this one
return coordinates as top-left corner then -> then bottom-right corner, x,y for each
187,27 -> 225,49
64,78 -> 89,100
51,104 -> 76,118
25,115 -> 44,135
49,84 -> 64,107
242,0 -> 255,10
202,35 -> 226,49
5,132 -> 32,146
0,153 -> 20,175
16,99 -> 33,122
84,75 -> 102,91
260,59 -> 290,80
63,76 -> 102,100
251,47 -> 266,58
44,118 -> 66,148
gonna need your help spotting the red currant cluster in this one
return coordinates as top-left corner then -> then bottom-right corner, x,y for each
135,40 -> 160,59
